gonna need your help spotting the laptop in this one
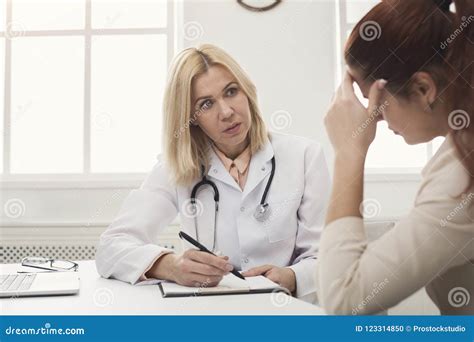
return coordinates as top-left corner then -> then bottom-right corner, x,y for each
0,271 -> 80,298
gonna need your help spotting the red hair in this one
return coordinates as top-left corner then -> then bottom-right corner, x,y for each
345,0 -> 474,189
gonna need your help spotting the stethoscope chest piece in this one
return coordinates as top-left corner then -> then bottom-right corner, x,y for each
189,201 -> 198,216
253,203 -> 271,222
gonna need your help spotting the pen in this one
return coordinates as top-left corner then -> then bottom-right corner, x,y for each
178,231 -> 245,280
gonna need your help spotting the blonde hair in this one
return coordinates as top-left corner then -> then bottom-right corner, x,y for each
163,44 -> 268,186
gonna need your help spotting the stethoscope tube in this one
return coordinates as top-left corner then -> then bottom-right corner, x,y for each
190,165 -> 220,204
189,157 -> 275,250
254,157 -> 275,222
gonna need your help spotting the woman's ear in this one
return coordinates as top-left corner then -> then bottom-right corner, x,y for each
410,72 -> 437,109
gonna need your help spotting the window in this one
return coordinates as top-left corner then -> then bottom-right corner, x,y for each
0,0 -> 173,178
337,0 -> 445,172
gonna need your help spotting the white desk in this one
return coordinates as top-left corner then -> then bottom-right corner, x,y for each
0,261 -> 325,315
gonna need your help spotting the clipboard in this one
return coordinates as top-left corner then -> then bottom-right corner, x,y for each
158,274 -> 287,298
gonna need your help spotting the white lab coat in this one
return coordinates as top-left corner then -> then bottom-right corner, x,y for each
96,132 -> 331,302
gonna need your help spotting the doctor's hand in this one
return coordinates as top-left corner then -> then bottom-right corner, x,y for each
150,250 -> 233,287
242,265 -> 296,294
324,71 -> 386,157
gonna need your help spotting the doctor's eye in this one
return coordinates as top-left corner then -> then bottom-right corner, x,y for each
225,87 -> 238,97
200,99 -> 213,111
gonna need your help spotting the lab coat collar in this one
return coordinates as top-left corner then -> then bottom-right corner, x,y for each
241,137 -> 274,200
207,136 -> 274,195
207,147 -> 242,192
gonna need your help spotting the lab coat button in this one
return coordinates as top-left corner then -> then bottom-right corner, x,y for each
213,169 -> 218,174
242,257 -> 249,263
240,206 -> 245,212
261,166 -> 266,171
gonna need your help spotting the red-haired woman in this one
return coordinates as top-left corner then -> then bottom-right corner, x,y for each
320,0 -> 473,314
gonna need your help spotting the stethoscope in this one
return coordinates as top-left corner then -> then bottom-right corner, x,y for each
189,156 -> 276,251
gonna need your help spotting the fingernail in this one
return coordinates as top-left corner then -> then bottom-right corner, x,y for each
225,264 -> 234,271
378,79 -> 387,89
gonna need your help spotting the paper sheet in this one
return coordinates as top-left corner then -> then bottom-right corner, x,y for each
159,274 -> 283,296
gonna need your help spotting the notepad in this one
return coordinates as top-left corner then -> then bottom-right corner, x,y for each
158,274 -> 286,297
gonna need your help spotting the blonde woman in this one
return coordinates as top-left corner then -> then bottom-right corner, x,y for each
95,44 -> 330,302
